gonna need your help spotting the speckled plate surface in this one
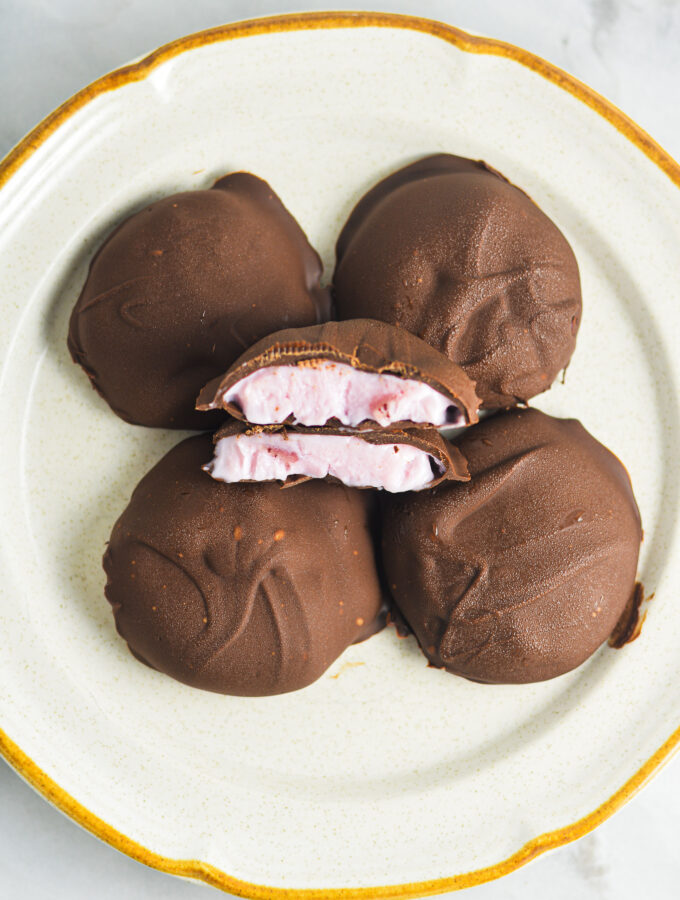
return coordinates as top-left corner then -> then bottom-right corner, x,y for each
1,13 -> 679,899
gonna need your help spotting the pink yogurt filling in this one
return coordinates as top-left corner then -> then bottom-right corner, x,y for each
222,362 -> 461,427
206,433 -> 443,492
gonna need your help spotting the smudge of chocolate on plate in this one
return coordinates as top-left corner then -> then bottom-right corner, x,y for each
205,419 -> 469,492
196,318 -> 479,428
104,434 -> 384,696
68,173 -> 329,429
381,408 -> 642,683
609,582 -> 651,648
333,155 -> 582,408
329,661 -> 366,679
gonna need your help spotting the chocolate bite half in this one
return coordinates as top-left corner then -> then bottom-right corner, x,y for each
104,434 -> 383,696
334,155 -> 582,408
381,409 -> 642,683
69,173 -> 328,429
197,319 -> 479,429
206,421 -> 469,493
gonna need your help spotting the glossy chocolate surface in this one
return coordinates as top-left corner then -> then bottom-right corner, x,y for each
105,434 -> 384,695
381,409 -> 642,683
69,173 -> 328,428
334,155 -> 582,408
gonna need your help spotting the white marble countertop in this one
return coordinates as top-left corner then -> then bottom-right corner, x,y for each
1,1 -> 679,897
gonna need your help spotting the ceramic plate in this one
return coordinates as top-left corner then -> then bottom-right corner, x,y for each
1,13 -> 679,898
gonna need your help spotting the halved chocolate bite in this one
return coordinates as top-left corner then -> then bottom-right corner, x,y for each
104,434 -> 384,696
381,409 -> 642,683
68,172 -> 329,429
196,319 -> 479,429
334,155 -> 582,408
205,420 -> 469,492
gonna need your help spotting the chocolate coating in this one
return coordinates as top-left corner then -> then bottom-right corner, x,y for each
69,173 -> 329,429
197,318 -> 480,427
381,409 -> 642,683
104,434 -> 383,695
334,155 -> 582,408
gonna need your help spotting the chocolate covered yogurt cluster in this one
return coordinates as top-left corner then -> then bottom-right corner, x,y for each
70,158 -> 642,695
